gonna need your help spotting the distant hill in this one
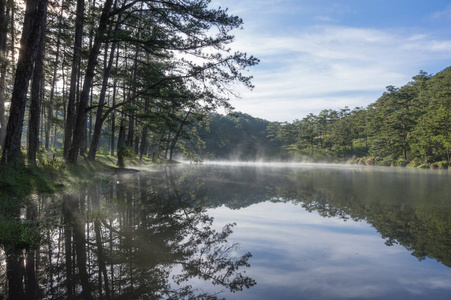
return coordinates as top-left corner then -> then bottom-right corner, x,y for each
195,112 -> 285,161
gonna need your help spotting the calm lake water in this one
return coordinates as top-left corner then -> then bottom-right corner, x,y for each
1,163 -> 451,299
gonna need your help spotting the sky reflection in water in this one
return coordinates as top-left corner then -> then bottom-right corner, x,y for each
208,202 -> 450,299
1,163 -> 451,299
193,164 -> 451,300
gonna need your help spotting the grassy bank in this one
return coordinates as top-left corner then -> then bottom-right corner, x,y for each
343,155 -> 450,169
0,149 -> 156,201
0,150 -> 149,251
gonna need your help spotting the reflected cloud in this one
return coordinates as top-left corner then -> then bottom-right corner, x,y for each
2,164 -> 451,299
209,199 -> 451,300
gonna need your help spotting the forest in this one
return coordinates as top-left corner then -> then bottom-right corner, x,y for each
186,68 -> 451,168
263,68 -> 451,167
0,0 -> 449,172
0,0 -> 257,168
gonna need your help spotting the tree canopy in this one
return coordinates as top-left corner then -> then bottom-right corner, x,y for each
0,0 -> 258,165
263,68 -> 451,167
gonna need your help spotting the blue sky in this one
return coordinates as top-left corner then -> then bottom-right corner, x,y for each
211,0 -> 451,122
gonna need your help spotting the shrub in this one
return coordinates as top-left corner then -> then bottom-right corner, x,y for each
380,155 -> 395,166
364,156 -> 376,165
39,157 -> 65,176
117,146 -> 134,167
394,158 -> 408,167
407,160 -> 420,168
431,161 -> 449,169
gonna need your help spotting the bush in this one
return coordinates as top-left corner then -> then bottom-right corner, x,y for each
39,157 -> 65,176
394,158 -> 408,167
431,161 -> 449,169
356,157 -> 366,165
117,146 -> 134,167
364,156 -> 376,165
379,155 -> 395,166
407,160 -> 420,168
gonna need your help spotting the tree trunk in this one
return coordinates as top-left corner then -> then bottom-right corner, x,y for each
110,86 -> 116,155
126,50 -> 139,148
67,0 -> 114,164
1,0 -> 48,165
110,45 -> 119,156
116,119 -> 126,167
27,13 -> 47,164
46,0 -> 63,150
0,0 -> 8,149
139,126 -> 148,161
9,0 -> 14,75
169,109 -> 192,161
88,40 -> 117,161
63,0 -> 84,159
138,99 -> 149,161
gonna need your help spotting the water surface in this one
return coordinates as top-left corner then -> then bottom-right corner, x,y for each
1,163 -> 451,299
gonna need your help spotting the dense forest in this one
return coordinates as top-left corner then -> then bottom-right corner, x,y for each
195,112 -> 276,161
0,0 -> 257,167
265,68 -> 451,167
185,68 -> 451,168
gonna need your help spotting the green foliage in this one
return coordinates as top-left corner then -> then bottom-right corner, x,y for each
0,219 -> 43,251
265,67 -> 451,166
0,165 -> 53,199
180,67 -> 451,166
38,157 -> 66,176
195,112 -> 277,160
117,146 -> 135,167
431,161 -> 449,169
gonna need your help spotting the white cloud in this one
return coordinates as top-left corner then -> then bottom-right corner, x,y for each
206,1 -> 451,122
431,4 -> 451,20
314,15 -> 335,22
225,25 -> 451,121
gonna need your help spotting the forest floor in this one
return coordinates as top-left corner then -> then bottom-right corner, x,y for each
0,149 -> 156,201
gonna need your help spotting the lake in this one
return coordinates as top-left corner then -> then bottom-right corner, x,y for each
1,163 -> 451,299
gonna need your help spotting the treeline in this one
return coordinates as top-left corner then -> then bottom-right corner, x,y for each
194,112 -> 278,161
0,0 -> 257,166
191,67 -> 451,166
267,68 -> 451,167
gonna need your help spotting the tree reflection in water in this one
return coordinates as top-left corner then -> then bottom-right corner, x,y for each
0,166 -> 255,299
4,165 -> 450,299
264,168 -> 451,267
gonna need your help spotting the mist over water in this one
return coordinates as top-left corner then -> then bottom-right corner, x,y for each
181,159 -> 357,169
2,163 -> 450,299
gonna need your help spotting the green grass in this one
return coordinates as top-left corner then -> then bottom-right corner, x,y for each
0,149 -> 158,201
0,164 -> 54,200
